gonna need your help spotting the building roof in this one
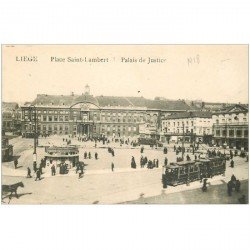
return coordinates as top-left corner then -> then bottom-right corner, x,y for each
2,102 -> 19,112
27,94 -> 195,111
212,104 -> 248,115
163,111 -> 212,120
31,94 -> 100,108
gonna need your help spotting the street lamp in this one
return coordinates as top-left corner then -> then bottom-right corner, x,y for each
29,105 -> 37,169
182,122 -> 185,161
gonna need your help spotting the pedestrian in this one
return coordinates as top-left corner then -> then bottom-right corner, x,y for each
131,156 -> 136,169
27,167 -> 32,178
95,152 -> 98,160
140,146 -> 144,154
140,156 -> 144,168
76,163 -> 79,174
235,179 -> 241,192
202,178 -> 208,192
51,164 -> 56,176
111,149 -> 115,157
14,159 -> 18,169
200,172 -> 203,183
152,159 -> 156,168
227,181 -> 233,196
111,162 -> 114,172
230,159 -> 234,168
164,157 -> 168,166
156,159 -> 159,168
174,145 -> 176,152
33,162 -> 37,173
78,164 -> 84,179
84,152 -> 87,159
88,152 -> 91,159
35,169 -> 41,181
195,154 -> 197,160
231,174 -> 237,182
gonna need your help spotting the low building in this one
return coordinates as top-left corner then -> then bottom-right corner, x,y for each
161,111 -> 213,143
212,104 -> 248,150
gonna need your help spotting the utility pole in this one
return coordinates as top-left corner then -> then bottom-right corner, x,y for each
29,105 -> 37,169
182,122 -> 185,160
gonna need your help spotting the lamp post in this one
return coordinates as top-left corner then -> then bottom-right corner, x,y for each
29,105 -> 37,170
182,122 -> 185,161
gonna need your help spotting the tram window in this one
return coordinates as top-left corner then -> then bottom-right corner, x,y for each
180,168 -> 184,175
190,166 -> 194,172
194,166 -> 198,171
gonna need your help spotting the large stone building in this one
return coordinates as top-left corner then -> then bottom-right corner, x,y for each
212,104 -> 248,150
161,111 -> 213,143
21,85 -> 196,138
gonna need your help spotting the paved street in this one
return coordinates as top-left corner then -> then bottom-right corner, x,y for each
1,136 -> 249,204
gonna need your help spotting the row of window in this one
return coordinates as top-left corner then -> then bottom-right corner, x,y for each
100,125 -> 137,132
215,129 -> 248,137
24,109 -> 69,115
215,117 -> 247,123
23,109 -> 158,118
24,115 -> 69,122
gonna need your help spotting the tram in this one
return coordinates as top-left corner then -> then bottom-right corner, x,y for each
162,156 -> 226,187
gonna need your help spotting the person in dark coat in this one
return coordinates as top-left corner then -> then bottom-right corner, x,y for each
235,179 -> 241,192
140,156 -> 144,168
227,181 -> 233,196
84,152 -> 87,159
78,164 -> 84,179
164,157 -> 168,166
95,152 -> 98,160
14,159 -> 18,169
131,156 -> 136,169
75,163 -> 79,174
111,162 -> 114,172
231,174 -> 237,182
230,160 -> 234,168
27,167 -> 32,178
195,154 -> 197,160
88,152 -> 91,159
202,178 -> 208,192
35,169 -> 41,181
152,159 -> 156,168
33,162 -> 37,173
51,164 -> 56,176
140,146 -> 144,154
156,159 -> 159,168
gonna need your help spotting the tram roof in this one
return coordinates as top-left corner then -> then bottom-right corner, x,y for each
167,161 -> 196,168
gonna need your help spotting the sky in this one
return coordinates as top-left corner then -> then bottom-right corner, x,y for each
2,45 -> 248,104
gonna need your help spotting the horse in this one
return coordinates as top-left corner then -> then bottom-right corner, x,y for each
2,182 -> 24,201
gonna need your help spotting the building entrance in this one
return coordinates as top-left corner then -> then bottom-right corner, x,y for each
77,124 -> 90,136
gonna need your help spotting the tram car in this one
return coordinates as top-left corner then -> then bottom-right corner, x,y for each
162,156 -> 226,187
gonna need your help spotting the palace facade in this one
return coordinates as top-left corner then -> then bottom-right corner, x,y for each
20,85 -> 196,138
